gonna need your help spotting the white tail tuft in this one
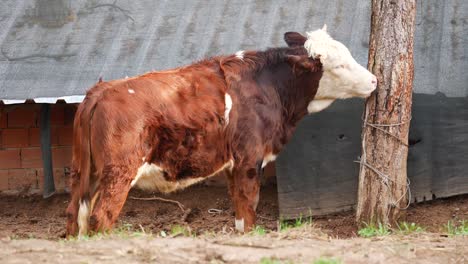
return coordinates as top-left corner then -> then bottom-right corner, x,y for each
78,199 -> 90,237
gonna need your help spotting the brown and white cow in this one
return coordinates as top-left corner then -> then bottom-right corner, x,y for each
66,26 -> 377,236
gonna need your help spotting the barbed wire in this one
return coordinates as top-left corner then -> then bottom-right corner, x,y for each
358,112 -> 413,216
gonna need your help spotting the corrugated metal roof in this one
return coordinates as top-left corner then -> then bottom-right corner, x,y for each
0,0 -> 466,104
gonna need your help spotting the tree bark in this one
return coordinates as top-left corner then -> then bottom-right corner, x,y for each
356,0 -> 416,225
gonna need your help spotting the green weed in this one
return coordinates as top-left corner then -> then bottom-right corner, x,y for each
396,222 -> 425,234
259,257 -> 294,264
279,214 -> 313,232
358,222 -> 391,237
445,220 -> 468,236
170,224 -> 192,237
313,257 -> 342,264
63,222 -> 148,242
250,225 -> 267,236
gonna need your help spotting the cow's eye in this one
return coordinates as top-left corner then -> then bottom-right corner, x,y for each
335,65 -> 345,69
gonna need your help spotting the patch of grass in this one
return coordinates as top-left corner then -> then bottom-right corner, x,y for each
112,223 -> 146,238
114,223 -> 133,233
63,223 -> 149,242
279,214 -> 313,232
313,257 -> 342,264
169,224 -> 192,237
8,234 -> 21,240
396,222 -> 425,234
201,230 -> 217,238
445,220 -> 468,236
358,222 -> 391,238
250,225 -> 267,236
259,257 -> 294,264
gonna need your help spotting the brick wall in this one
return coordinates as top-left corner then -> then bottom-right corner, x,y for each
0,103 -> 77,193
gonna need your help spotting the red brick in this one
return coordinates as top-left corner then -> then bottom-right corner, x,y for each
37,168 -> 44,190
0,170 -> 8,190
0,149 -> 21,169
53,168 -> 66,192
21,148 -> 43,168
8,106 -> 38,128
28,127 -> 59,147
37,168 -> 69,192
0,110 -> 7,128
25,169 -> 39,189
2,128 -> 29,148
50,127 -> 61,146
50,105 -> 65,126
8,169 -> 37,190
28,128 -> 40,147
57,126 -> 73,146
52,147 -> 72,167
64,104 -> 78,126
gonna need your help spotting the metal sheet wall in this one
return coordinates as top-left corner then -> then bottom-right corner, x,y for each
0,0 -> 466,101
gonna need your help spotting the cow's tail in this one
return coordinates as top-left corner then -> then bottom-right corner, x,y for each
75,95 -> 99,236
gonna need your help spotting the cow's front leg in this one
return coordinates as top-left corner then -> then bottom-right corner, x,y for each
227,162 -> 262,233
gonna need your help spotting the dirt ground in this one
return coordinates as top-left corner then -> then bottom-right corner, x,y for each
1,232 -> 466,264
0,183 -> 467,263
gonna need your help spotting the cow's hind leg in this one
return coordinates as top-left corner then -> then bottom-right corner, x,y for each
227,164 -> 261,233
87,166 -> 134,235
65,170 -> 80,237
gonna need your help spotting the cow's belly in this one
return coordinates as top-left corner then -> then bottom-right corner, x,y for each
131,160 -> 234,193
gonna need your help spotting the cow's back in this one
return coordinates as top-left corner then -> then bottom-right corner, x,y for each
78,65 -> 232,191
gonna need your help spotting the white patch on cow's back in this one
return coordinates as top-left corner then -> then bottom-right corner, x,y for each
235,50 -> 245,60
77,199 -> 90,237
224,93 -> 232,125
132,160 -> 234,193
128,89 -> 135,94
262,153 -> 277,168
303,26 -> 377,111
235,218 -> 245,232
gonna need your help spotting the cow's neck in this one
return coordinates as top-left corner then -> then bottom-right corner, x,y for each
262,63 -> 321,125
251,63 -> 322,154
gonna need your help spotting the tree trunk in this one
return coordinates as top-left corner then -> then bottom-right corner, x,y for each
356,0 -> 416,226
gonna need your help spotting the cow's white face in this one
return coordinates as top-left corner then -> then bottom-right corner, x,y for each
304,25 -> 377,112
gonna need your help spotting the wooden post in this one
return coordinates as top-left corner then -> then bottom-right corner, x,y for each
356,0 -> 416,225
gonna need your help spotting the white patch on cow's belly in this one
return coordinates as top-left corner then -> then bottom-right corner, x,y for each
224,93 -> 232,125
262,153 -> 277,168
132,160 -> 234,193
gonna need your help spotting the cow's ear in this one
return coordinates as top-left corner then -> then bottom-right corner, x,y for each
286,55 -> 321,75
284,32 -> 307,47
